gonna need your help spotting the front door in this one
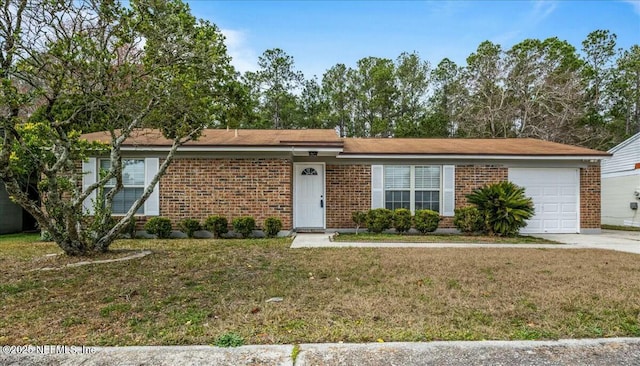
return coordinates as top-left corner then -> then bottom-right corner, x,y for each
294,163 -> 325,229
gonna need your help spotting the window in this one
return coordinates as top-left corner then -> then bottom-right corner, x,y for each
100,159 -> 145,214
301,167 -> 318,176
384,165 -> 441,212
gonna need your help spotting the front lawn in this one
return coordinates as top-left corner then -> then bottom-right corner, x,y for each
333,232 -> 559,244
1,235 -> 639,345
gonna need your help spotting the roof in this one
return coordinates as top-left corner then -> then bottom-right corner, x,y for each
80,129 -> 610,157
81,128 -> 344,148
607,131 -> 640,154
342,138 -> 610,157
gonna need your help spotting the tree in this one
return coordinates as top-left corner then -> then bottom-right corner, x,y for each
244,48 -> 304,129
611,45 -> 640,138
298,77 -> 328,129
322,63 -> 352,137
425,57 -> 461,137
351,57 -> 397,137
0,0 -> 237,255
455,41 -> 512,137
581,30 -> 618,124
505,37 -> 586,144
393,52 -> 431,137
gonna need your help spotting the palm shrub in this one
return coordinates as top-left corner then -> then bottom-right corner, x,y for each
233,216 -> 256,238
351,211 -> 367,235
466,181 -> 535,237
179,218 -> 201,238
366,208 -> 393,233
263,217 -> 283,238
203,215 -> 228,239
144,217 -> 173,239
414,209 -> 440,234
392,208 -> 412,234
453,206 -> 483,234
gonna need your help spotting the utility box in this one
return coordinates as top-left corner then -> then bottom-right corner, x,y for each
631,202 -> 638,210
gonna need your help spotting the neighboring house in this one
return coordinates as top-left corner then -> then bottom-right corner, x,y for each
82,129 -> 609,234
0,182 -> 23,234
601,132 -> 640,227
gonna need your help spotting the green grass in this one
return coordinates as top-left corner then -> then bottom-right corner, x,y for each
333,232 -> 559,244
601,224 -> 640,232
1,236 -> 639,346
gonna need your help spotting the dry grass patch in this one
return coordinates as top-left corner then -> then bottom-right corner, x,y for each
333,232 -> 559,244
1,235 -> 639,346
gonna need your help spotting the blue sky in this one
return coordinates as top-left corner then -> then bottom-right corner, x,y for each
187,0 -> 640,79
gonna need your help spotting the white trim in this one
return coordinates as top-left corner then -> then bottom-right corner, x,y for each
82,158 -> 97,214
608,131 -> 640,153
293,162 -> 326,229
337,154 -> 609,161
371,165 -> 384,209
442,165 -> 455,216
144,158 -> 160,216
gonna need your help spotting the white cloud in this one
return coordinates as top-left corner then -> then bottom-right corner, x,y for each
221,28 -> 258,74
531,0 -> 558,22
622,0 -> 640,14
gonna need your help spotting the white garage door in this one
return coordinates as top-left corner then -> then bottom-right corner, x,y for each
508,168 -> 579,234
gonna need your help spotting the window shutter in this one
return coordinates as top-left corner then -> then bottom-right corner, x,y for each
371,165 -> 384,209
442,165 -> 455,216
145,158 -> 160,216
82,158 -> 97,213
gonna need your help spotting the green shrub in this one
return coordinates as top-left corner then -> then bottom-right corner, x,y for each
263,217 -> 283,238
232,216 -> 256,238
144,217 -> 173,239
351,211 -> 367,235
392,208 -> 412,234
203,215 -> 228,239
178,218 -> 202,238
414,209 -> 440,234
467,181 -> 535,237
366,208 -> 393,233
215,332 -> 244,347
453,206 -> 484,234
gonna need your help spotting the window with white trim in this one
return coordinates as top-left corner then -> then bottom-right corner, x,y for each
384,165 -> 441,212
100,159 -> 145,214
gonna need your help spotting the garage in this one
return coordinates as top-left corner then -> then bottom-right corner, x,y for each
508,168 -> 580,234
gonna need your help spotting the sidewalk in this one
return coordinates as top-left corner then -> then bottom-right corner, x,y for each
291,231 -> 640,255
3,338 -> 640,366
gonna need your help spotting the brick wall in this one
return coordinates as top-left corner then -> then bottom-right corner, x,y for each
580,164 -> 601,229
159,158 -> 292,229
440,164 -> 509,228
326,165 -> 371,228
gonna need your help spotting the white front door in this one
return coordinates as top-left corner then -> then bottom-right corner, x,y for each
294,163 -> 325,229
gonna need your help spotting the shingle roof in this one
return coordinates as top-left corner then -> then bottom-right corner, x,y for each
342,138 -> 610,156
81,128 -> 343,147
81,129 -> 610,157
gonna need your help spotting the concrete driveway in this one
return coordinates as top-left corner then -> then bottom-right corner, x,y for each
536,229 -> 640,254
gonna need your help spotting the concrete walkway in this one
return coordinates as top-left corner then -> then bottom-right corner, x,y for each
3,338 -> 640,365
291,230 -> 640,254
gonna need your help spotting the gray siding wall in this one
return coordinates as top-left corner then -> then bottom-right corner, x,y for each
0,182 -> 23,234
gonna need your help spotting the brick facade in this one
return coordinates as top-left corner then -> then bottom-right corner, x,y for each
439,164 -> 509,228
326,164 -> 371,228
580,164 -> 601,229
159,158 -> 292,229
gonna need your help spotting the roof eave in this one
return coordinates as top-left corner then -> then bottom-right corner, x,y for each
337,153 -> 611,160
